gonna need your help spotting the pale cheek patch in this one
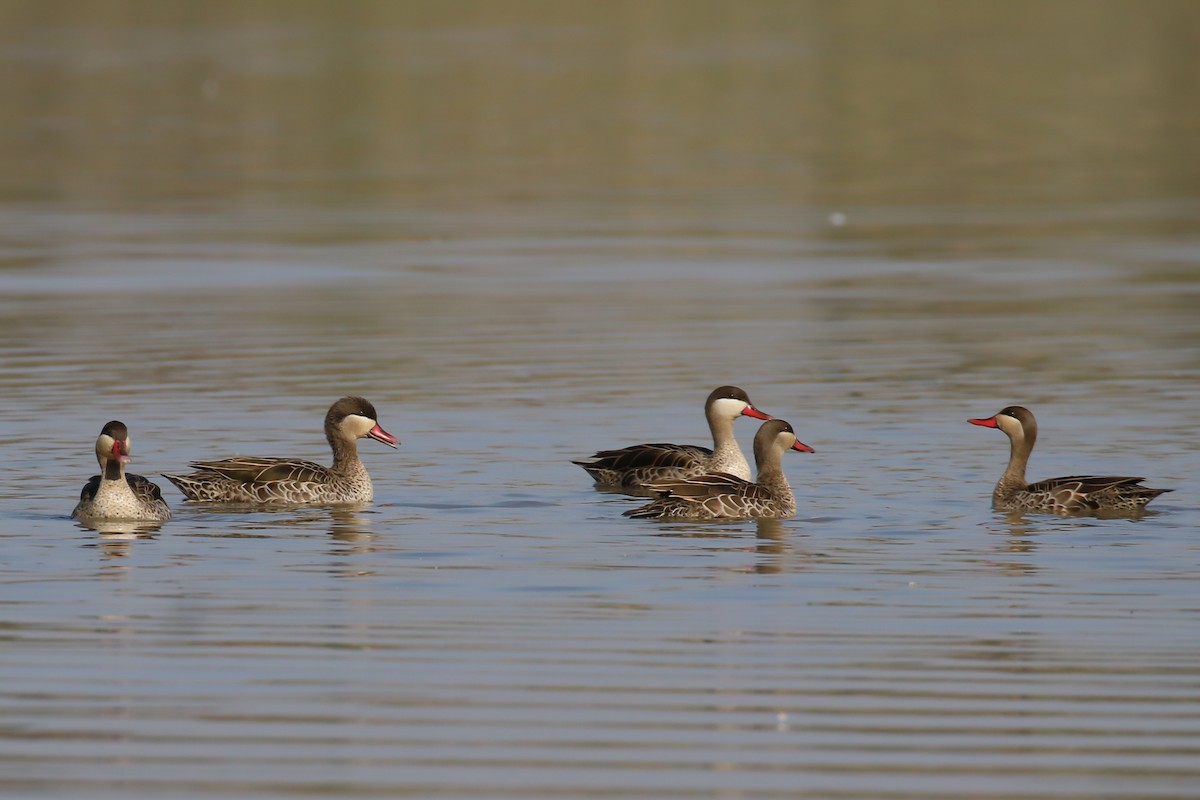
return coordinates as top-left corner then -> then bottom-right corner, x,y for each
996,415 -> 1024,442
344,414 -> 377,438
711,397 -> 749,419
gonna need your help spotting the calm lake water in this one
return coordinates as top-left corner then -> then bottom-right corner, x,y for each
2,3 -> 1199,798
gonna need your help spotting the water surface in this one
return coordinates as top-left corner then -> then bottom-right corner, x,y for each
2,3 -> 1199,798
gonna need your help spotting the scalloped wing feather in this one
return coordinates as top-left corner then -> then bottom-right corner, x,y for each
1010,475 -> 1171,513
574,443 -> 717,493
127,473 -> 167,503
186,457 -> 332,485
1027,475 -> 1145,495
626,471 -> 785,519
164,459 -> 372,505
643,472 -> 770,501
127,473 -> 171,519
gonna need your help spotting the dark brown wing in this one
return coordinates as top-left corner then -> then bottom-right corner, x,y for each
79,475 -> 101,502
1027,475 -> 1164,511
186,457 -> 332,485
576,443 -> 712,472
644,471 -> 772,502
1028,475 -> 1146,495
626,472 -> 782,519
126,473 -> 167,504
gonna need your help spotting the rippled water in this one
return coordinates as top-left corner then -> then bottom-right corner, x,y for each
2,3 -> 1199,798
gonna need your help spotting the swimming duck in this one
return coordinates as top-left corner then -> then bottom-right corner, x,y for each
573,385 -> 772,495
625,419 -> 813,520
165,396 -> 398,505
72,420 -> 171,523
969,405 -> 1171,514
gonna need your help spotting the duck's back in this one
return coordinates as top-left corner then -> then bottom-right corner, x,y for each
574,443 -> 717,492
1007,475 -> 1171,514
165,457 -> 371,505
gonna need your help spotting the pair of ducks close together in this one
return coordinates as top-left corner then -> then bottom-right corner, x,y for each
72,388 -> 1171,525
72,397 -> 398,523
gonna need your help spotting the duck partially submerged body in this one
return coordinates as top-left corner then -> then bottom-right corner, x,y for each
969,405 -> 1171,514
165,396 -> 399,505
625,419 -> 813,520
72,421 -> 171,523
573,386 -> 772,495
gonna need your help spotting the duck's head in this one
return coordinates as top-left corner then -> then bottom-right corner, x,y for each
326,396 -> 400,448
753,418 -> 815,464
706,385 -> 772,422
94,420 -> 133,467
969,405 -> 1037,447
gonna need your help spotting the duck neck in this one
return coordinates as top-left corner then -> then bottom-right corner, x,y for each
753,441 -> 796,515
708,409 -> 746,468
996,433 -> 1032,499
328,431 -> 362,475
753,437 -> 778,478
102,458 -> 125,483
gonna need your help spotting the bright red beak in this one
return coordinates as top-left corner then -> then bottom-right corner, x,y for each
367,423 -> 400,448
742,405 -> 772,421
968,417 -> 998,428
791,439 -> 815,454
111,440 -> 133,463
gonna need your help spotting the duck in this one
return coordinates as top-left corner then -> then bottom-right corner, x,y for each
72,420 -> 171,523
968,405 -> 1171,514
164,396 -> 399,505
573,386 -> 772,495
624,419 -> 814,520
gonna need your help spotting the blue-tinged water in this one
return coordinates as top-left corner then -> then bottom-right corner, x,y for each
2,3 -> 1199,798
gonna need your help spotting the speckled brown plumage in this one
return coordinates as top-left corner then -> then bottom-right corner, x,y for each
573,386 -> 772,495
72,420 -> 171,523
165,397 -> 399,505
969,405 -> 1171,515
624,419 -> 814,520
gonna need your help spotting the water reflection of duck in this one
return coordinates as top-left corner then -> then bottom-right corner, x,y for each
573,386 -> 772,495
72,421 -> 171,523
165,397 -> 399,505
969,405 -> 1171,514
624,420 -> 814,520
